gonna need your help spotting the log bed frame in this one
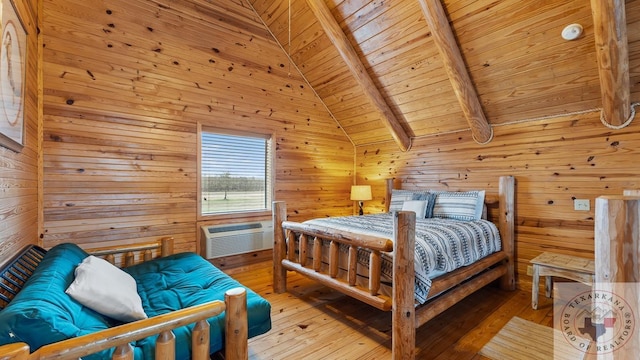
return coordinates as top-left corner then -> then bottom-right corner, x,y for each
0,238 -> 248,360
272,175 -> 515,359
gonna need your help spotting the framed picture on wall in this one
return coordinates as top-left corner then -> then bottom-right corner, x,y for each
0,0 -> 26,152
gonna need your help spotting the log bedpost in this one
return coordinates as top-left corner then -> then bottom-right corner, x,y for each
385,178 -> 394,212
225,287 -> 248,360
273,201 -> 287,293
498,175 -> 515,290
392,211 -> 416,360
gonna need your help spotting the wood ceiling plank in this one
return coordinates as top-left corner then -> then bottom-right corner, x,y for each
305,0 -> 411,151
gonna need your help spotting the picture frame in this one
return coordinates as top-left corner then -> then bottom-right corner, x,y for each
0,0 -> 26,152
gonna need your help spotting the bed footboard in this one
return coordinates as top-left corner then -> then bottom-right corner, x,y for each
272,201 -> 397,311
0,288 -> 248,360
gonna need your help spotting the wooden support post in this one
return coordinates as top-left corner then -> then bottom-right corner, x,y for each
225,287 -> 248,360
155,330 -> 175,360
595,196 -> 640,283
498,175 -> 515,290
273,201 -> 287,293
594,196 -> 640,358
143,249 -> 152,262
191,320 -> 210,360
590,0 -> 630,127
392,211 -> 416,360
105,254 -> 115,265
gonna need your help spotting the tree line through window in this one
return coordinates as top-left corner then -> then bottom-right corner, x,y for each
200,129 -> 272,215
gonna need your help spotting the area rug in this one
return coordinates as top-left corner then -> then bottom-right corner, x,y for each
479,316 -> 587,360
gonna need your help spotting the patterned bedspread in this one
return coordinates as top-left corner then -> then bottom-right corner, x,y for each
303,213 -> 501,303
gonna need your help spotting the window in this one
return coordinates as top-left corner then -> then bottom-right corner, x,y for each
200,128 -> 273,215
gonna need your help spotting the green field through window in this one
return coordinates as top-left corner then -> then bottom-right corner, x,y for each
200,130 -> 272,215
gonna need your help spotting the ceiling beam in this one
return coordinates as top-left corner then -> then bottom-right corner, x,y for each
417,0 -> 492,144
305,0 -> 411,152
591,0 -> 630,127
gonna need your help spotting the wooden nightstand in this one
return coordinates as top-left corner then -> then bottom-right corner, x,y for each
530,252 -> 595,310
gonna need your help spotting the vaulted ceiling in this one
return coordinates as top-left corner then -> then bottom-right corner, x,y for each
248,0 -> 640,150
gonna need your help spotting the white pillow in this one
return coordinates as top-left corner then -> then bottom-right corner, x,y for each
401,200 -> 428,218
388,190 -> 416,212
66,255 -> 147,322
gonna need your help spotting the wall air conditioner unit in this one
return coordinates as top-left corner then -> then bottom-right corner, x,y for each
202,221 -> 273,259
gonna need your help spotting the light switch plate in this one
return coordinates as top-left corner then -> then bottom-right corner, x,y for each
574,199 -> 590,211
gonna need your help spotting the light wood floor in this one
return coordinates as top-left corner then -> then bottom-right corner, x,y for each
226,261 -> 555,359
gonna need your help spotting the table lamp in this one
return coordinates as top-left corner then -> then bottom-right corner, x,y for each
350,185 -> 372,215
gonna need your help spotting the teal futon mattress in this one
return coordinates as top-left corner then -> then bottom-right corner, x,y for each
0,243 -> 271,359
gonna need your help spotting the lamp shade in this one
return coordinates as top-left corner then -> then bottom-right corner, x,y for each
350,185 -> 372,201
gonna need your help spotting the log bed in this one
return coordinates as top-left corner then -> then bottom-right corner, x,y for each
272,175 -> 515,359
0,238 -> 250,360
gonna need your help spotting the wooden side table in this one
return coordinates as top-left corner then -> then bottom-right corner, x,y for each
530,252 -> 595,309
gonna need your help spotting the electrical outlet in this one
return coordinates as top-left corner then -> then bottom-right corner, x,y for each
574,199 -> 590,211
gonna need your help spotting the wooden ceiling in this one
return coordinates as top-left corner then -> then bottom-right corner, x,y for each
247,0 -> 640,150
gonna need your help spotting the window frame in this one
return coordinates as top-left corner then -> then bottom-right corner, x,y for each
197,124 -> 275,221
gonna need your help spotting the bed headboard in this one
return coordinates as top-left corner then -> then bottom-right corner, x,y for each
384,177 -> 509,220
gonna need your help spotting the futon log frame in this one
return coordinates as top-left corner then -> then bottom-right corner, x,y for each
0,237 -> 248,360
273,176 -> 515,359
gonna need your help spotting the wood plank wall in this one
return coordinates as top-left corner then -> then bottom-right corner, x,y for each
41,0 -> 354,253
0,0 -> 40,265
355,111 -> 640,291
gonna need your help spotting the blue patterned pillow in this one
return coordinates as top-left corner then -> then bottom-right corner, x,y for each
432,190 -> 485,220
413,192 -> 436,218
